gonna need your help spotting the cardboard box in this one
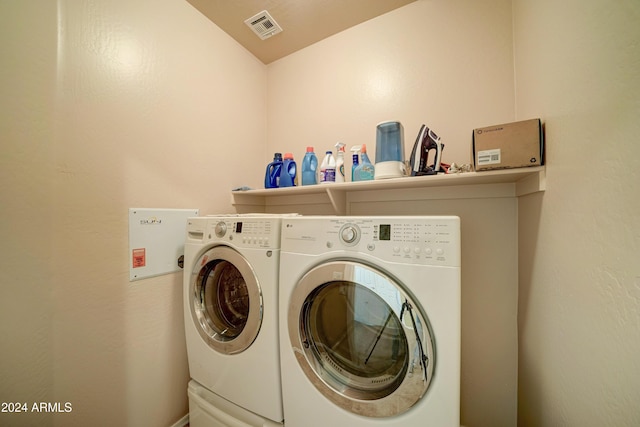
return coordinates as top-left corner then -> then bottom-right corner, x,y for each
472,118 -> 544,171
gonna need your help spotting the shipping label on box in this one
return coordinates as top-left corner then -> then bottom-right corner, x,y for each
472,118 -> 544,171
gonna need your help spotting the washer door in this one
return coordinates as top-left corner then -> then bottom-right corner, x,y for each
288,260 -> 434,418
190,246 -> 262,355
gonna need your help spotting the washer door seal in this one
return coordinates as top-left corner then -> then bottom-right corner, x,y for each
288,260 -> 435,417
190,246 -> 262,355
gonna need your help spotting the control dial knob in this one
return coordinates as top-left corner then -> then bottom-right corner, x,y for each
339,224 -> 360,245
214,221 -> 227,238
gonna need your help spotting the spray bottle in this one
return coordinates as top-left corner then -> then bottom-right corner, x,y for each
334,142 -> 346,183
350,146 -> 360,181
353,144 -> 375,181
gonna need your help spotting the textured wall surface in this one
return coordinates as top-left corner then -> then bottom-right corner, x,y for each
266,0 -> 515,170
514,0 -> 640,425
1,0 -> 265,425
0,2 -> 57,424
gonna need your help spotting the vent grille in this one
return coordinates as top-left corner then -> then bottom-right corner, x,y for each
244,10 -> 283,40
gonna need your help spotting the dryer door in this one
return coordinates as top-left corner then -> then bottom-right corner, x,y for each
190,246 -> 262,355
288,260 -> 434,418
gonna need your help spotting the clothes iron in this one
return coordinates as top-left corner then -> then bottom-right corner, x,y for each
409,124 -> 445,176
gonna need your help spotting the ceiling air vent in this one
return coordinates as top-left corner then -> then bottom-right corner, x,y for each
244,10 -> 283,40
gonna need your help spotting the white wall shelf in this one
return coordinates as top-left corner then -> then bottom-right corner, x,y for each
232,166 -> 545,215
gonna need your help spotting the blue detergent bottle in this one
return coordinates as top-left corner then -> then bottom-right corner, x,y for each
301,146 -> 318,186
280,152 -> 297,187
264,152 -> 283,188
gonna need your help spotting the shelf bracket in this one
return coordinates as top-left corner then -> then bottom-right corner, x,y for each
231,193 -> 266,214
325,188 -> 347,215
515,168 -> 546,196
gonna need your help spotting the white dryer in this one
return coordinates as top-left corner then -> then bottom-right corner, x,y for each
184,214 -> 291,427
278,216 -> 461,426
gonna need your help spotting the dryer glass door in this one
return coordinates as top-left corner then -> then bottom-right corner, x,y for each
288,260 -> 434,418
190,246 -> 262,355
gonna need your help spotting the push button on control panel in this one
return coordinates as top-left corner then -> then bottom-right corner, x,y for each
241,236 -> 270,247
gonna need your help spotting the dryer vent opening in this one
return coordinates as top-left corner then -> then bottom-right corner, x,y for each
244,10 -> 283,40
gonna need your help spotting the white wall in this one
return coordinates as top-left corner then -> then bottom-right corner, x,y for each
266,1 -> 518,426
0,0 -> 266,425
266,0 -> 515,168
0,2 -> 57,426
514,0 -> 640,425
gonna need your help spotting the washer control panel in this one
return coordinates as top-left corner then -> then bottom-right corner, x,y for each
282,216 -> 460,267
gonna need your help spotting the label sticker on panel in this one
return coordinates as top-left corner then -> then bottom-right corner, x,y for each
477,148 -> 501,166
132,248 -> 146,268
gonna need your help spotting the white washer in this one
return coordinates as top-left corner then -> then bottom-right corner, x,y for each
184,214 -> 292,427
279,216 -> 461,426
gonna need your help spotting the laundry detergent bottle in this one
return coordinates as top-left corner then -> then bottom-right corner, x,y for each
320,151 -> 336,184
264,152 -> 283,188
301,146 -> 318,186
280,152 -> 297,187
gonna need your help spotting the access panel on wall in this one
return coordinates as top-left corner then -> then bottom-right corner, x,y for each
128,208 -> 199,282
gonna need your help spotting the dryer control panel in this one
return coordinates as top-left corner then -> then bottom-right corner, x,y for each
201,217 -> 284,249
281,216 -> 460,267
